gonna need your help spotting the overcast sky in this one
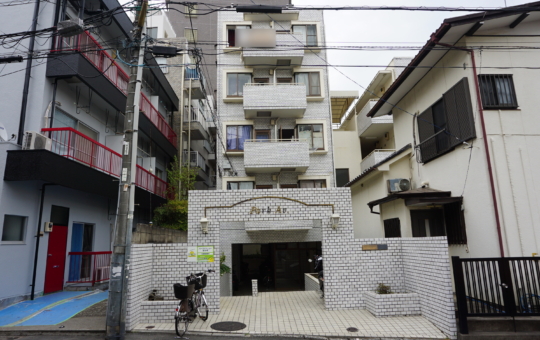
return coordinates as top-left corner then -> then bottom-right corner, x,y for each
290,0 -> 530,93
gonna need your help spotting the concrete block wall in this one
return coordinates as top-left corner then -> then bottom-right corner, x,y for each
364,291 -> 421,317
126,244 -> 153,330
402,237 -> 457,337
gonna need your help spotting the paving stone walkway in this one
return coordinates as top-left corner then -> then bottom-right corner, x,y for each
133,291 -> 449,338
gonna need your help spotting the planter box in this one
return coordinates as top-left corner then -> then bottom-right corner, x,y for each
364,291 -> 421,317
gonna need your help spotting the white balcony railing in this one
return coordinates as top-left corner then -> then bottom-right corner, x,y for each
360,149 -> 395,173
183,151 -> 206,173
243,83 -> 307,118
184,105 -> 210,132
244,139 -> 310,173
357,99 -> 393,137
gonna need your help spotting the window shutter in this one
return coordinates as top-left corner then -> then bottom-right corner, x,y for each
384,218 -> 401,238
443,78 -> 476,148
443,201 -> 467,245
417,107 -> 437,163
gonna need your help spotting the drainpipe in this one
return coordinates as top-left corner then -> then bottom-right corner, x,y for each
17,0 -> 41,145
435,41 -> 505,257
30,183 -> 56,300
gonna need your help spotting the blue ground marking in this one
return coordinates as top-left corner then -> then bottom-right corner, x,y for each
0,291 -> 88,327
18,291 -> 108,326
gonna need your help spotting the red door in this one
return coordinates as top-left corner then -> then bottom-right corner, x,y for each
44,225 -> 68,294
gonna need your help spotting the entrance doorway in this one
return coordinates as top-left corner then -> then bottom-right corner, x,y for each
231,242 -> 321,296
44,225 -> 68,293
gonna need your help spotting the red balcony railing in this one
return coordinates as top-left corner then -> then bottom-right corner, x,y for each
140,93 -> 177,146
67,251 -> 112,285
54,31 -> 129,94
42,128 -> 167,198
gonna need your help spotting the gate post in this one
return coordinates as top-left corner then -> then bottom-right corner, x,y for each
452,256 -> 469,334
498,259 -> 517,316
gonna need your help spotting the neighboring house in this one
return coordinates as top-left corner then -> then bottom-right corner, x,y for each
345,3 -> 540,258
0,0 -> 178,306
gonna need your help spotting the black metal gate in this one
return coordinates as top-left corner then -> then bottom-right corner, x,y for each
452,256 -> 540,334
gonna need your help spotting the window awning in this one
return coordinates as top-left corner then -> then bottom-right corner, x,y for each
367,188 -> 461,213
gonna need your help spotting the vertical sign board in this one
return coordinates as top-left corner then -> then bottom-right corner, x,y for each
187,246 -> 215,262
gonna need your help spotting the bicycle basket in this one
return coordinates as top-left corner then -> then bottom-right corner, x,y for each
173,283 -> 195,299
187,273 -> 207,290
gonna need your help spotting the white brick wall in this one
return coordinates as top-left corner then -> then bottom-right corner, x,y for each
364,291 -> 421,317
244,140 -> 309,171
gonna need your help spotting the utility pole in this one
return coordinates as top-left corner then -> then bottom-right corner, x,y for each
106,0 -> 147,339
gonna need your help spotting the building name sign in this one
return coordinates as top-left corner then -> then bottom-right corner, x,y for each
249,206 -> 288,215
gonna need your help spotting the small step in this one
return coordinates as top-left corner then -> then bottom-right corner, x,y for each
466,316 -> 540,332
458,331 -> 540,340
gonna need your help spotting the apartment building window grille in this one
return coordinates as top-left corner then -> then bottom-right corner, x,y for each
280,184 -> 297,188
297,124 -> 323,150
417,77 -> 476,163
478,74 -> 518,109
292,25 -> 317,46
1,215 -> 27,242
335,169 -> 349,187
184,28 -> 198,43
226,125 -> 252,151
294,72 -> 320,96
227,181 -> 254,190
227,73 -> 251,96
383,218 -> 401,238
277,77 -> 292,83
147,27 -> 158,39
298,180 -> 326,188
256,185 -> 272,189
227,25 -> 250,47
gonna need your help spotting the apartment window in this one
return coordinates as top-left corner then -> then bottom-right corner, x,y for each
184,28 -> 197,43
280,184 -> 297,188
253,78 -> 269,84
295,72 -> 320,96
292,25 -> 317,46
299,180 -> 326,188
227,25 -> 250,47
297,124 -> 324,150
147,27 -> 158,39
410,202 -> 467,245
335,169 -> 349,187
2,215 -> 27,242
277,77 -> 292,83
227,73 -> 251,96
384,218 -> 401,238
226,125 -> 252,151
227,181 -> 254,190
53,110 -> 99,141
417,78 -> 476,163
255,130 -> 270,141
184,4 -> 197,17
256,185 -> 272,189
478,74 -> 518,109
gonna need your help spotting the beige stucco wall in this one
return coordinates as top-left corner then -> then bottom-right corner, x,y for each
333,118 -> 362,180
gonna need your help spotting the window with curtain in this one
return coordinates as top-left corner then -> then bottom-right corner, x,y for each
292,25 -> 317,46
184,28 -> 198,43
227,181 -> 254,190
297,124 -> 324,150
1,215 -> 27,242
299,180 -> 326,188
226,125 -> 252,151
294,72 -> 320,96
227,73 -> 251,96
478,74 -> 518,109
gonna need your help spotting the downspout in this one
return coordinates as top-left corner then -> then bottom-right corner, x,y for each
178,52 -> 185,196
436,41 -> 505,257
47,0 -> 63,131
30,183 -> 56,300
17,0 -> 41,145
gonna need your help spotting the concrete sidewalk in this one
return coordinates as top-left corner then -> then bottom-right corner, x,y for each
134,291 -> 450,339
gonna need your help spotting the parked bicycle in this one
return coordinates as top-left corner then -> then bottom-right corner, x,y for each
173,269 -> 215,338
308,255 -> 324,298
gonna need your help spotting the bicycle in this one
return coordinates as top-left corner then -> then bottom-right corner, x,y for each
173,269 -> 214,338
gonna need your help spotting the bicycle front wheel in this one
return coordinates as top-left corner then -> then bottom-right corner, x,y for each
175,314 -> 189,337
199,294 -> 209,321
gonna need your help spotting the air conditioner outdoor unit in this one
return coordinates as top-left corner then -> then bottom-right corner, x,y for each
387,178 -> 410,193
23,131 -> 52,151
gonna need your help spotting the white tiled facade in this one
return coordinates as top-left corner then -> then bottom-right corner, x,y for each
364,291 -> 421,317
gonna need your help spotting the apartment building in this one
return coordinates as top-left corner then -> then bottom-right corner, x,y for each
0,0 -> 178,306
343,4 -> 540,258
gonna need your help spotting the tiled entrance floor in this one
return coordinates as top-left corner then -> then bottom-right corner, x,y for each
133,291 -> 448,338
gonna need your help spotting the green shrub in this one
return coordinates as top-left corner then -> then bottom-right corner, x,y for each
153,199 -> 188,231
220,253 -> 231,276
376,283 -> 392,294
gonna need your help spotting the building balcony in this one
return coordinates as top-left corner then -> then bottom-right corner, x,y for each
42,128 -> 168,198
183,151 -> 208,182
243,140 -> 309,173
357,99 -> 393,138
185,67 -> 206,100
140,93 -> 177,149
47,32 -> 129,112
242,32 -> 305,67
183,106 -> 209,140
360,149 -> 396,173
243,83 -> 307,119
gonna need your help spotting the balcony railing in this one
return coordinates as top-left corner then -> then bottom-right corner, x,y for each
67,251 -> 112,286
184,105 -> 209,131
42,128 -> 167,198
244,139 -> 310,173
140,93 -> 177,147
243,83 -> 307,118
357,99 -> 393,137
360,149 -> 396,173
183,151 -> 206,173
53,31 -> 129,94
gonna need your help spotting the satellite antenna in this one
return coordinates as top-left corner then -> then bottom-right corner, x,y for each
0,122 -> 8,141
